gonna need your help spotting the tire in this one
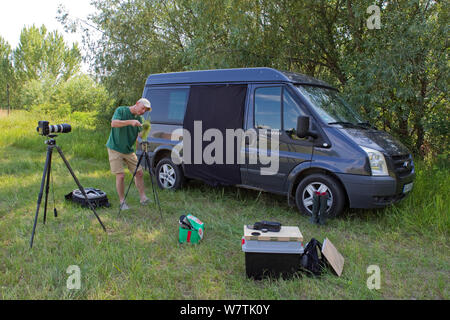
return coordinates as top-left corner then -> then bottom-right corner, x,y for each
155,158 -> 184,190
295,173 -> 345,218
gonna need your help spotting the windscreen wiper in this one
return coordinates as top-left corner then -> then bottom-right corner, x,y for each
356,122 -> 377,129
328,121 -> 375,130
327,121 -> 358,128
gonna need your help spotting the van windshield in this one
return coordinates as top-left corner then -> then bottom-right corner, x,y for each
296,85 -> 367,127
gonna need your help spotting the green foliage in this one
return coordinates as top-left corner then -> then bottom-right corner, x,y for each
20,73 -> 58,110
70,111 -> 99,128
1,22 -> 115,124
0,111 -> 449,299
13,25 -> 81,84
0,36 -> 15,109
1,25 -> 83,112
141,120 -> 151,140
53,74 -> 115,113
31,102 -> 72,118
342,1 -> 449,156
18,73 -> 115,125
60,0 -> 448,157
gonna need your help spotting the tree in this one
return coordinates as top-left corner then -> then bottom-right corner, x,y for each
60,0 -> 448,156
52,74 -> 115,113
13,25 -> 81,84
0,36 -> 14,110
342,1 -> 449,155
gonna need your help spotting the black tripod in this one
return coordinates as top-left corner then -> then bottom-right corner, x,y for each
119,141 -> 163,219
30,135 -> 107,248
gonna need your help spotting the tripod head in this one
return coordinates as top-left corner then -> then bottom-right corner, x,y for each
140,140 -> 150,152
45,135 -> 58,146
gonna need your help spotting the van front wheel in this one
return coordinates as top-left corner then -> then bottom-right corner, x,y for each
295,173 -> 345,218
155,158 -> 184,190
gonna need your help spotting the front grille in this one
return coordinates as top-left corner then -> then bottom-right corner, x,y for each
391,154 -> 414,177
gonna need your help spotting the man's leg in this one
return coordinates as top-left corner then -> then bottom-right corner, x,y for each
116,173 -> 125,203
134,169 -> 148,202
125,153 -> 149,203
108,148 -> 127,207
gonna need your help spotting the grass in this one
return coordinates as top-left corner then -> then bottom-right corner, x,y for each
0,110 -> 448,300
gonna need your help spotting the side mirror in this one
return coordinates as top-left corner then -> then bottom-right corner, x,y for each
296,116 -> 318,139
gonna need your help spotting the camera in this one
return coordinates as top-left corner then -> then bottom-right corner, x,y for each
37,121 -> 72,136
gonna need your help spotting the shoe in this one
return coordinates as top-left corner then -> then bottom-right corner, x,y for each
140,197 -> 152,205
310,192 -> 320,224
120,201 -> 130,210
318,192 -> 328,225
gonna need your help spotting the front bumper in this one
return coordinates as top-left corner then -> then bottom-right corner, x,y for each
337,171 -> 415,209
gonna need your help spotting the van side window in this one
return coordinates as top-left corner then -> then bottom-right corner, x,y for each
283,89 -> 306,132
144,88 -> 189,124
254,87 -> 281,130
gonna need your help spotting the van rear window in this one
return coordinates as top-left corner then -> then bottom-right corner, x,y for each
144,88 -> 189,124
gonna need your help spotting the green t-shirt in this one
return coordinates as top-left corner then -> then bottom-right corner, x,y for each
106,106 -> 143,154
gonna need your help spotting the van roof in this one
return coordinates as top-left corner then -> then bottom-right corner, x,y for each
145,67 -> 335,88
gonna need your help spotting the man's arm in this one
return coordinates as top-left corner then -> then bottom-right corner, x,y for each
111,120 -> 142,128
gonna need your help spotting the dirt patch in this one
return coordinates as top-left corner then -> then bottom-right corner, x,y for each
0,109 -> 11,118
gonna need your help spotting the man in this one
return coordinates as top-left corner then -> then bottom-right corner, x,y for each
106,98 -> 152,210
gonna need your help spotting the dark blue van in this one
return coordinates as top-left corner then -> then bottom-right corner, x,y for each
138,68 -> 415,218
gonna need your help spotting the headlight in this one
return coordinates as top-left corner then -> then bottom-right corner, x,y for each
360,146 -> 388,176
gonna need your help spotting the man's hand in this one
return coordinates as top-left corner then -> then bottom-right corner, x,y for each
129,120 -> 142,127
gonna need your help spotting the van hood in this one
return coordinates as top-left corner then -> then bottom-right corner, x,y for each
338,128 -> 410,156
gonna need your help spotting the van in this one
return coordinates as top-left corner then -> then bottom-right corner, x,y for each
138,68 -> 415,218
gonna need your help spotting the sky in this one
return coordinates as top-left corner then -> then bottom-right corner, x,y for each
0,0 -> 98,70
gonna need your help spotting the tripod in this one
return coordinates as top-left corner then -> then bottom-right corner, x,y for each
119,141 -> 163,219
30,135 -> 107,248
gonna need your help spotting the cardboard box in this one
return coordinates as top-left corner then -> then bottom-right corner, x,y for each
244,225 -> 303,242
322,238 -> 345,277
179,214 -> 204,244
242,226 -> 304,279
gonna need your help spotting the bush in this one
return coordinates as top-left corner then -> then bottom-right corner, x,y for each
30,102 -> 71,118
68,111 -> 98,128
20,74 -> 57,110
18,73 -> 115,127
53,74 -> 115,113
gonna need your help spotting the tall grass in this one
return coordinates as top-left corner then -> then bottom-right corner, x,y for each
0,110 -> 448,300
385,159 -> 449,238
0,110 -> 109,161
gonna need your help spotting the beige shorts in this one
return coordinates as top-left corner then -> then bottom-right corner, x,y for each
107,148 -> 143,175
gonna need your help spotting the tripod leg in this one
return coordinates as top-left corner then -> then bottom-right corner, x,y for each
43,146 -> 53,225
144,152 -> 163,220
146,154 -> 158,204
119,151 -> 145,215
30,146 -> 52,248
54,146 -> 107,232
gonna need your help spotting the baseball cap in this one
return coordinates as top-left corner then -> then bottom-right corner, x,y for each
138,98 -> 152,110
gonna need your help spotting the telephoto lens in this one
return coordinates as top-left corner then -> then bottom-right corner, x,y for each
49,124 -> 72,134
37,121 -> 72,136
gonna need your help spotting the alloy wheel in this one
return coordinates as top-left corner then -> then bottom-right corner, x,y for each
158,164 -> 176,189
302,182 -> 334,215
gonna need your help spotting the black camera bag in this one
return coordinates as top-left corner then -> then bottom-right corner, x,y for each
65,188 -> 111,208
300,238 -> 327,277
